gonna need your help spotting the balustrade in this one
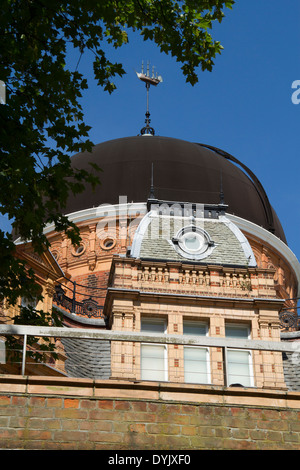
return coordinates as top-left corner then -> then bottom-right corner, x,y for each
133,264 -> 263,297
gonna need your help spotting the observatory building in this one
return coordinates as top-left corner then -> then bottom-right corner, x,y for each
33,132 -> 300,389
7,67 -> 300,390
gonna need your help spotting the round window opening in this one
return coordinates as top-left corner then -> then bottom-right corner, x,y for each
72,243 -> 86,256
180,231 -> 205,253
173,225 -> 215,260
100,237 -> 116,251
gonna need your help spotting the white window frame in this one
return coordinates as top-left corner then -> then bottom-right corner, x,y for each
183,320 -> 211,385
225,323 -> 254,387
140,318 -> 168,382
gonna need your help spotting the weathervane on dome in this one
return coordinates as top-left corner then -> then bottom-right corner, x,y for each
136,61 -> 163,136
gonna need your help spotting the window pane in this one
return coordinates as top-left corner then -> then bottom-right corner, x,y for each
141,344 -> 166,381
184,234 -> 201,251
184,347 -> 209,384
225,325 -> 249,339
183,322 -> 207,336
141,319 -> 165,334
227,350 -> 252,387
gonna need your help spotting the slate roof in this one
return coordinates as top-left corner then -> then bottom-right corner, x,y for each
61,337 -> 111,380
135,213 -> 255,267
281,331 -> 300,391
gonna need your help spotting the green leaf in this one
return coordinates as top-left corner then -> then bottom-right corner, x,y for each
0,0 -> 234,319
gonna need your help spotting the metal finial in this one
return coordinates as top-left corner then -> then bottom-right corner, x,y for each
136,61 -> 163,136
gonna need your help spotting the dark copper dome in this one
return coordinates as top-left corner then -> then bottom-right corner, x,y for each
66,136 -> 286,243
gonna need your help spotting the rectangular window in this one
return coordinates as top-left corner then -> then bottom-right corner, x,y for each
140,318 -> 167,381
183,321 -> 207,337
141,318 -> 166,334
183,321 -> 210,384
225,324 -> 253,387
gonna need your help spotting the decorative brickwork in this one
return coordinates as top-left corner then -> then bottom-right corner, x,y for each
110,257 -> 279,300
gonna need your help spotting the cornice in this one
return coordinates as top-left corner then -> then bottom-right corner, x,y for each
26,202 -> 299,296
226,213 -> 300,295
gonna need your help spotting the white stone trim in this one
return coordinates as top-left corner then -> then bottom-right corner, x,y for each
219,215 -> 257,267
15,202 -> 299,296
130,210 -> 153,258
42,203 -> 148,235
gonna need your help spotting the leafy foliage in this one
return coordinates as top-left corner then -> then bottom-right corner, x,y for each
0,0 -> 234,305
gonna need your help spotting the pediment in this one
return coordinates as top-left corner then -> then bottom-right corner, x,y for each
15,242 -> 64,281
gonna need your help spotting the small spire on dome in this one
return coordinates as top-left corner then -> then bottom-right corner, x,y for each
149,162 -> 155,199
219,169 -> 225,205
136,61 -> 163,136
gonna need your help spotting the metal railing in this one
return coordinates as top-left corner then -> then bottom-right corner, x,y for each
0,324 -> 298,387
53,282 -> 105,319
53,281 -> 300,331
51,274 -> 300,332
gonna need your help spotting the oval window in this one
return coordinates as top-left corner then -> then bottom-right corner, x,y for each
72,243 -> 86,256
100,237 -> 116,250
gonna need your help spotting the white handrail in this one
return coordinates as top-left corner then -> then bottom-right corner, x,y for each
0,324 -> 297,352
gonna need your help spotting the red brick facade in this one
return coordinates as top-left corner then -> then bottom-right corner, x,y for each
0,376 -> 300,450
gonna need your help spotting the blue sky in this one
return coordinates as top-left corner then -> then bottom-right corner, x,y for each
3,0 -> 300,262
80,0 -> 300,261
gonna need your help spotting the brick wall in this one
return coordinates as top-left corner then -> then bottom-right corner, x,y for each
0,377 -> 300,450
